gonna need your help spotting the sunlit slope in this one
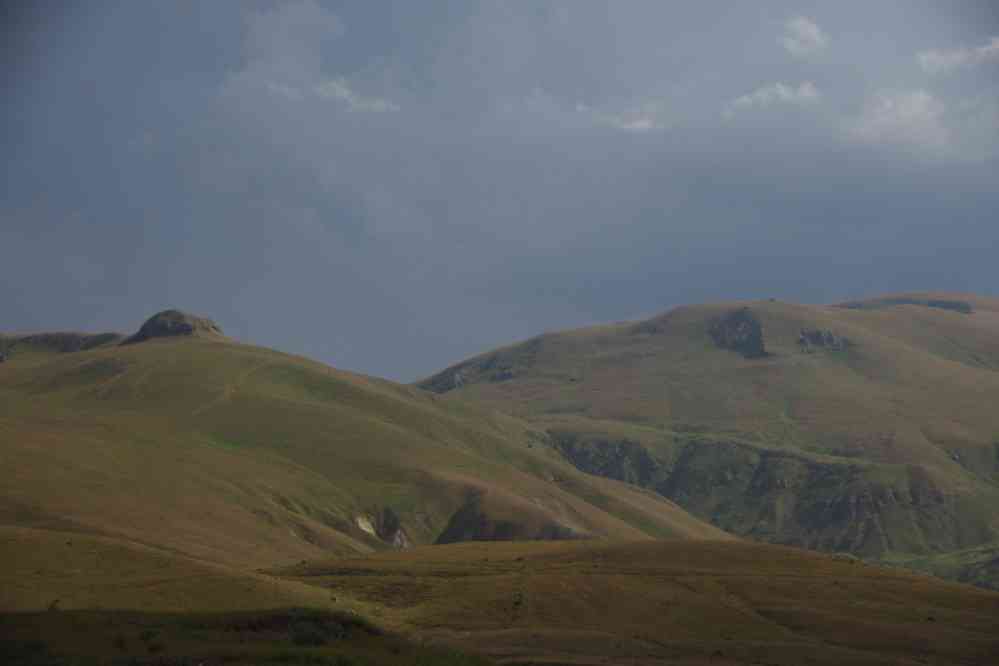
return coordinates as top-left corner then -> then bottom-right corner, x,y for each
0,333 -> 725,569
419,293 -> 999,561
279,539 -> 999,666
0,526 -> 335,613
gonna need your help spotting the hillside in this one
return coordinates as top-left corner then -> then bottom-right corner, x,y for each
0,311 -> 726,572
418,293 -> 999,577
3,307 -> 998,665
278,539 -> 999,665
0,526 -> 488,665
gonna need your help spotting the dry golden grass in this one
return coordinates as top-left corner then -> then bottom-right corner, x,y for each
279,539 -> 999,665
0,334 -> 724,573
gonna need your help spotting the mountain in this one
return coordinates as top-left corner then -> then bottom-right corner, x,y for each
418,293 -> 999,582
3,306 -> 998,665
0,310 -> 725,573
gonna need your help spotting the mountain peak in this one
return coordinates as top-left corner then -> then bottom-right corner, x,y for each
124,309 -> 224,345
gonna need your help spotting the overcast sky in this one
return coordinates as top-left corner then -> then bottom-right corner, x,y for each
3,1 -> 998,379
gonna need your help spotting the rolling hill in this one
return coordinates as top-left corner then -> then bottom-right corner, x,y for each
418,293 -> 999,581
0,309 -> 725,572
3,305 -> 999,665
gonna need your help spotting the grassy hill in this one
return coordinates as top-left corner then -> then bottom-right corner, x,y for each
2,306 -> 998,664
278,539 -> 999,665
0,311 -> 726,572
0,310 -> 727,663
418,293 -> 999,576
1,526 -> 489,665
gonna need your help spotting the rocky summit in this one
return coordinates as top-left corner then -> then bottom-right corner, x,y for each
123,309 -> 224,345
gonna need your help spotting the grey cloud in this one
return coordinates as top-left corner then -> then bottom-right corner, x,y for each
724,81 -> 820,119
918,36 -> 999,74
3,1 -> 999,380
781,16 -> 828,57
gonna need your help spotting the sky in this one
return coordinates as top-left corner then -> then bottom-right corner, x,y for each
2,1 -> 998,380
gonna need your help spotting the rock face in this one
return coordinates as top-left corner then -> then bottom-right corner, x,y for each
708,308 -> 768,359
123,310 -> 223,345
553,432 -> 982,558
374,507 -> 411,549
550,431 -> 661,487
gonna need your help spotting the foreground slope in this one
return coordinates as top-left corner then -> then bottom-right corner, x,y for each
279,539 -> 999,665
0,312 -> 724,571
0,526 -> 488,665
419,293 -> 999,570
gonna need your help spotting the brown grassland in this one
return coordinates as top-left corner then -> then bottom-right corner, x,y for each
3,302 -> 999,664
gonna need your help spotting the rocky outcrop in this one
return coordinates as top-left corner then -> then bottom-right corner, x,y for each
550,431 -> 663,487
374,507 -> 411,549
123,310 -> 223,345
551,431 -> 990,558
354,508 -> 412,549
708,308 -> 768,359
798,328 -> 852,352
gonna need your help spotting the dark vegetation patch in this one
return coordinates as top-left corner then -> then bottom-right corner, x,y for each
708,308 -> 768,358
0,609 -> 491,666
838,297 -> 973,314
434,491 -> 576,544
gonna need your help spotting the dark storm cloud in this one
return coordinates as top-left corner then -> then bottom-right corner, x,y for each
2,1 -> 998,378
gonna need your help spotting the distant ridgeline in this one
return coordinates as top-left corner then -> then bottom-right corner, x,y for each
837,296 -> 973,314
417,293 -> 999,589
0,310 -> 224,362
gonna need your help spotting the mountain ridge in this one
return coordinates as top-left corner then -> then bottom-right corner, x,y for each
417,291 -> 999,584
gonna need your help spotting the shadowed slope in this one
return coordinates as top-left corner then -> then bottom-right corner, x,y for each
278,539 -> 999,665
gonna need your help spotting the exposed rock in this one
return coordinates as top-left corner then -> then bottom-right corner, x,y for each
550,431 -> 662,488
798,328 -> 852,353
354,515 -> 378,538
123,309 -> 223,345
708,308 -> 768,359
550,430 -> 980,559
374,507 -> 411,550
